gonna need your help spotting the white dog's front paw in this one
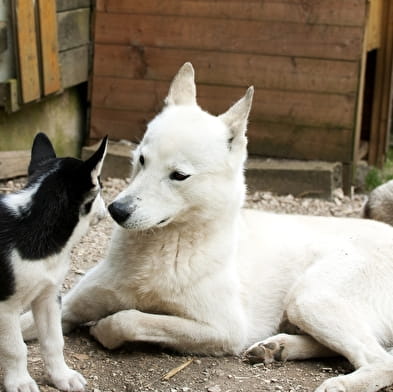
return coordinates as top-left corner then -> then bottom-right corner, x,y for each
90,314 -> 125,349
51,368 -> 86,392
314,377 -> 346,392
4,374 -> 39,392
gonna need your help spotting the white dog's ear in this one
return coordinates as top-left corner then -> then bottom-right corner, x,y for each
219,86 -> 254,149
165,62 -> 197,106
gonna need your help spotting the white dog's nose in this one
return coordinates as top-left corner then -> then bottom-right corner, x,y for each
108,201 -> 130,224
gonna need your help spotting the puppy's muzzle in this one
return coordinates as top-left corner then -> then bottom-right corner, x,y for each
108,201 -> 131,224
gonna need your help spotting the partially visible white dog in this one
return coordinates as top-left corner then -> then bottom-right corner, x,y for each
23,63 -> 393,392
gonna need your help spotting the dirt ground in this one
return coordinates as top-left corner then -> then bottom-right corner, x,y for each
1,177 -> 391,392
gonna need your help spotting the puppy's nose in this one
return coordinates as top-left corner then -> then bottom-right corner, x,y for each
108,201 -> 130,224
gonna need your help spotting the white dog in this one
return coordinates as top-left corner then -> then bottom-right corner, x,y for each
23,63 -> 393,392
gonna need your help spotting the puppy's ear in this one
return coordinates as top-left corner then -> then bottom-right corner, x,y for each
165,62 -> 197,106
83,136 -> 108,181
219,87 -> 254,151
28,132 -> 57,176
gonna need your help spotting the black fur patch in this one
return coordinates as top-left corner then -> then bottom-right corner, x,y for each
0,202 -> 16,301
0,158 -> 97,301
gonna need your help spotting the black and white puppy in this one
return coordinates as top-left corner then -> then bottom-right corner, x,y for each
0,133 -> 107,392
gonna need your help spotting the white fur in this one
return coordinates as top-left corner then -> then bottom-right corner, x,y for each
3,182 -> 41,215
5,144 -> 108,392
23,64 -> 393,392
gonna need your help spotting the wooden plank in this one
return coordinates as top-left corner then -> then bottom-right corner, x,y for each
57,8 -> 90,51
91,76 -> 356,129
14,0 -> 41,103
366,0 -> 383,51
90,107 -> 151,142
38,0 -> 62,95
56,0 -> 91,12
352,5 -> 369,167
93,44 -> 359,95
97,0 -> 366,27
0,150 -> 30,179
94,12 -> 364,61
369,0 -> 393,166
0,22 -> 7,53
247,122 -> 352,162
89,107 -> 353,162
59,45 -> 90,88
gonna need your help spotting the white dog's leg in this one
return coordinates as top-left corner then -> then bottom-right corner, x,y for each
31,290 -> 86,392
286,293 -> 393,392
90,309 -> 245,355
245,333 -> 336,364
61,265 -> 124,332
0,309 -> 39,392
20,310 -> 38,341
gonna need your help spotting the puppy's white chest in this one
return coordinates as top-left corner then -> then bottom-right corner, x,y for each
11,250 -> 69,307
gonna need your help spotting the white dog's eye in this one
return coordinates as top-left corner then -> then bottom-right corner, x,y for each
169,171 -> 190,181
139,155 -> 145,166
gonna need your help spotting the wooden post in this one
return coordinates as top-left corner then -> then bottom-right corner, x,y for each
14,0 -> 41,103
38,0 -> 62,95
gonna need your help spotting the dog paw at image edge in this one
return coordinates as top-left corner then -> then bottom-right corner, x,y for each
89,315 -> 125,349
51,368 -> 87,392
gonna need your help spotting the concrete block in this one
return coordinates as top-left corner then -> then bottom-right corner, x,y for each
246,158 -> 342,199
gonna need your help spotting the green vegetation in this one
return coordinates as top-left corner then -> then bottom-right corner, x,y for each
365,148 -> 393,191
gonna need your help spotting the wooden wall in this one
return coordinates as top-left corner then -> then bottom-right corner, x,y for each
0,0 -> 91,112
90,0 -> 367,164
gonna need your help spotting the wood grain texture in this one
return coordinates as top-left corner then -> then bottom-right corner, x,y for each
93,44 -> 359,95
96,0 -> 366,27
58,8 -> 90,51
56,0 -> 91,12
59,45 -> 90,88
0,150 -> 30,179
38,0 -> 61,95
15,0 -> 40,103
91,76 -> 356,129
0,22 -> 7,53
90,107 -> 352,162
94,12 -> 364,61
368,0 -> 393,166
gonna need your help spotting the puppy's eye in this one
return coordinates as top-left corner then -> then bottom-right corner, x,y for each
169,171 -> 190,181
82,199 -> 94,215
139,155 -> 145,166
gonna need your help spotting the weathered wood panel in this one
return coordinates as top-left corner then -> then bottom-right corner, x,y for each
94,12 -> 364,61
38,0 -> 61,95
59,45 -> 90,88
366,0 -> 383,51
368,0 -> 393,166
0,22 -> 7,53
14,0 -> 40,103
93,44 -> 359,95
96,0 -> 366,27
90,107 -> 352,162
58,8 -> 90,51
247,122 -> 353,161
90,107 -> 151,142
56,0 -> 91,12
91,77 -> 356,129
0,150 -> 30,179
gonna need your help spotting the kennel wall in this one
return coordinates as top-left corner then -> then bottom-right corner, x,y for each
88,0 -> 393,189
